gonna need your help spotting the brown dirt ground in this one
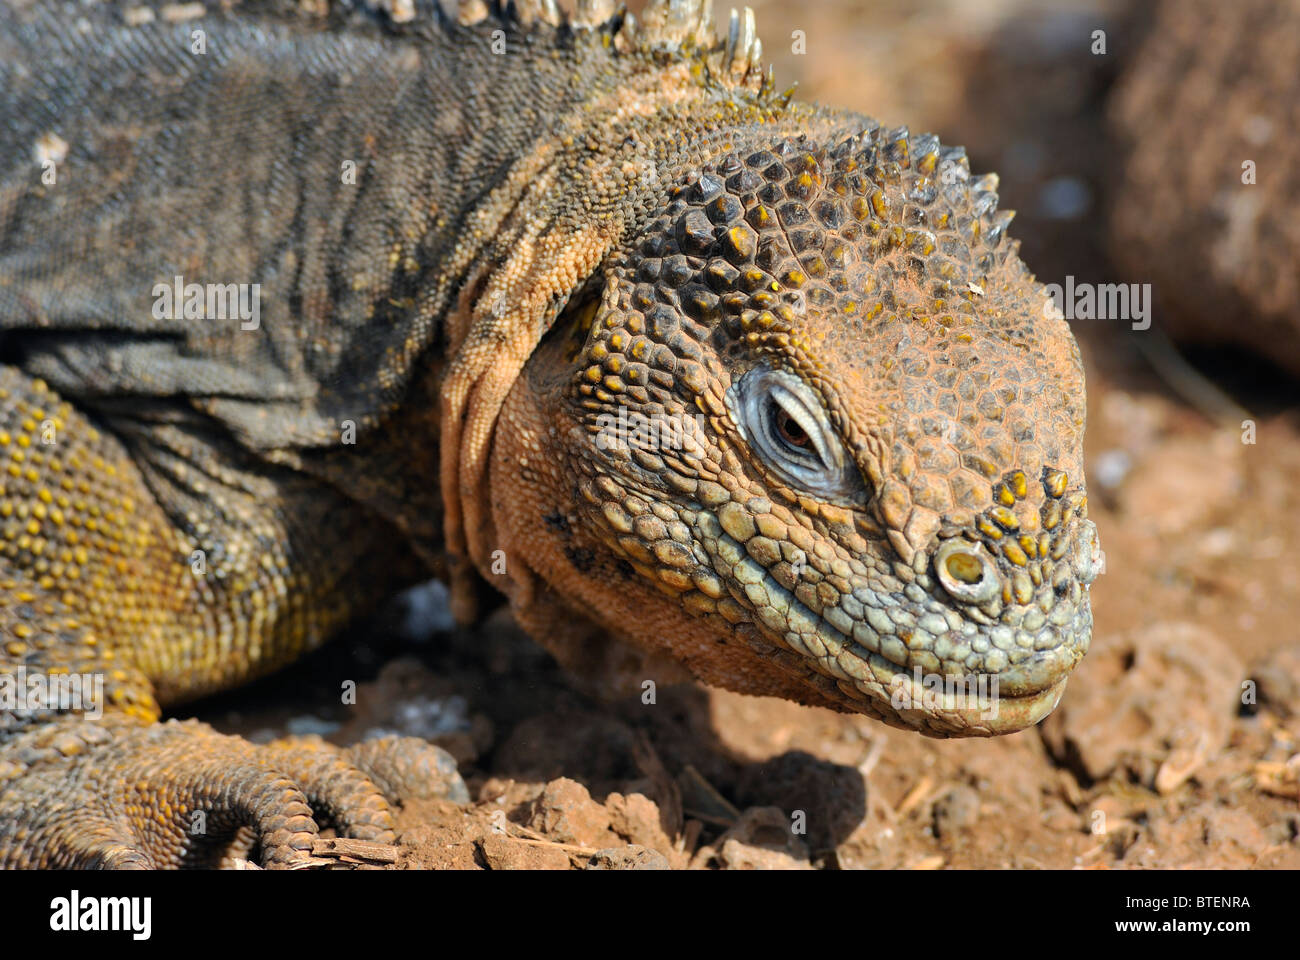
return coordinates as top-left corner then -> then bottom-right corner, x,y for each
196,0 -> 1300,869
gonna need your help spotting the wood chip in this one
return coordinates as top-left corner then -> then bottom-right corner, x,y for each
501,835 -> 595,857
1254,760 -> 1300,799
311,837 -> 399,865
677,763 -> 740,824
894,776 -> 934,818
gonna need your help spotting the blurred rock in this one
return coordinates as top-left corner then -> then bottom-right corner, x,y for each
604,791 -> 680,864
585,845 -> 671,870
525,778 -> 620,849
1109,0 -> 1300,375
932,785 -> 981,838
1251,647 -> 1300,718
1042,622 -> 1245,789
479,834 -> 571,871
1118,433 -> 1242,536
734,751 -> 867,851
692,807 -> 812,870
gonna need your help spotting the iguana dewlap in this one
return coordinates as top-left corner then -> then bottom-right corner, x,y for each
0,0 -> 1098,868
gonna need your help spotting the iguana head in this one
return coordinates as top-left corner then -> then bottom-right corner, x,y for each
478,4 -> 1097,737
495,120 -> 1097,736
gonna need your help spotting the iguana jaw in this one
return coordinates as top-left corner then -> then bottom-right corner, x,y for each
709,543 -> 1093,736
566,461 -> 1096,737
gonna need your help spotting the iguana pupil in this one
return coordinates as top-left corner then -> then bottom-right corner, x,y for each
773,406 -> 812,450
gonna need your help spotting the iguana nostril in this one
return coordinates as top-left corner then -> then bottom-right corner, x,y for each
945,552 -> 984,584
934,540 -> 1001,603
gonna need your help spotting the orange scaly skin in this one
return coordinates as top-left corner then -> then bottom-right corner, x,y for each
0,0 -> 1097,868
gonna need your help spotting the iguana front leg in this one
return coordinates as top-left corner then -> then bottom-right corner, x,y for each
0,369 -> 464,868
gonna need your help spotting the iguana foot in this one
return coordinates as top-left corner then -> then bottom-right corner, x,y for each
0,718 -> 466,869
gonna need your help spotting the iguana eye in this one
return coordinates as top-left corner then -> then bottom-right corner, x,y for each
729,366 -> 868,504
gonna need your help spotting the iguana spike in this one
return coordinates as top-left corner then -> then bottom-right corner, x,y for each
513,0 -> 562,24
693,0 -> 716,46
607,5 -> 636,51
372,0 -> 416,23
986,208 -> 1016,247
573,0 -> 618,28
457,0 -> 491,26
939,144 -> 970,177
724,7 -> 758,78
740,6 -> 759,71
641,0 -> 707,48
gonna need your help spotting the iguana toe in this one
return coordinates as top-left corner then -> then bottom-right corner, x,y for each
0,719 -> 463,869
343,736 -> 471,805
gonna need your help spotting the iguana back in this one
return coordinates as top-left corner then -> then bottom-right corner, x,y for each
2,0 -> 665,448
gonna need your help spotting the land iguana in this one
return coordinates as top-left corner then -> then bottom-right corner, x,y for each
0,0 -> 1100,868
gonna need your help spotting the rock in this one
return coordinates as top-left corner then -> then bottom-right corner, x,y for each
1041,622 -> 1245,790
1085,795 -> 1140,856
932,785 -> 981,838
1251,647 -> 1300,718
525,778 -> 619,848
1119,434 -> 1242,538
1135,802 -> 1272,868
604,791 -> 678,862
1109,0 -> 1300,375
479,834 -> 571,871
693,807 -> 812,870
585,845 -> 671,870
734,751 -> 867,851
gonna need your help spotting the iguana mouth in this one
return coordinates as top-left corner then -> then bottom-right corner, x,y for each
683,493 -> 1098,735
709,526 -> 1094,736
